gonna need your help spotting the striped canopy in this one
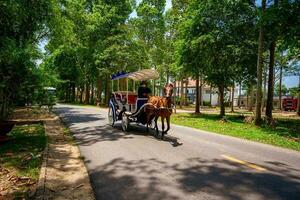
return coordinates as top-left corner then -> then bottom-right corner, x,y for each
111,69 -> 159,81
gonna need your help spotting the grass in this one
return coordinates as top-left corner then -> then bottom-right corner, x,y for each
171,113 -> 300,151
63,127 -> 76,144
0,124 -> 46,179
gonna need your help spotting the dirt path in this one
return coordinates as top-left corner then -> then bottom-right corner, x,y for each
1,107 -> 94,199
35,117 -> 94,200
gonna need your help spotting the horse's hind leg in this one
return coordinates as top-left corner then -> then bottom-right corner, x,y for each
161,117 -> 165,132
163,116 -> 170,134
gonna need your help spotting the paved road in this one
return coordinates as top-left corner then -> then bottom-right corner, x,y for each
54,104 -> 300,200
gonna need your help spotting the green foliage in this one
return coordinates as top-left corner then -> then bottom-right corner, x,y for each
1,0 -> 299,114
288,87 -> 299,98
44,0 -> 145,102
274,83 -> 288,96
177,0 -> 257,115
172,113 -> 300,151
0,0 -> 52,119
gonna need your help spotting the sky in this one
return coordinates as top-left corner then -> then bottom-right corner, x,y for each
38,0 -> 299,88
130,0 -> 172,18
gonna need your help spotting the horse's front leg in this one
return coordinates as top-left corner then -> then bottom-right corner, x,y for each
161,116 -> 166,139
145,109 -> 149,132
163,115 -> 170,134
146,112 -> 150,133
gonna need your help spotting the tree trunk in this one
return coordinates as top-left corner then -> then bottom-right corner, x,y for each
105,75 -> 111,105
97,78 -> 102,104
254,0 -> 266,126
297,75 -> 300,116
219,86 -> 225,117
262,67 -> 267,111
166,70 -> 170,84
173,80 -> 177,114
238,84 -> 241,108
185,79 -> 188,106
84,83 -> 90,104
231,83 -> 235,112
266,41 -> 276,121
195,75 -> 200,114
91,83 -> 94,105
66,83 -> 70,102
153,80 -> 156,96
80,86 -> 84,103
248,84 -> 254,111
71,83 -> 76,102
200,76 -> 203,106
180,79 -> 184,108
210,85 -> 212,106
279,65 -> 283,110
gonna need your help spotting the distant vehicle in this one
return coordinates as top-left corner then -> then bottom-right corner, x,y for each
282,97 -> 298,111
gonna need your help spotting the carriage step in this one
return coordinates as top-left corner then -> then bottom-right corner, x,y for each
124,111 -> 132,115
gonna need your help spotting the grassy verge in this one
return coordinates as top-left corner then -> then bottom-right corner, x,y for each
171,113 -> 300,151
0,124 -> 46,197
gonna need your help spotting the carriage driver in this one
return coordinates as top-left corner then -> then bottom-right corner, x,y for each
138,81 -> 151,98
137,81 -> 151,111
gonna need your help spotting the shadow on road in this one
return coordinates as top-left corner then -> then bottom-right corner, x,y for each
88,157 -> 300,200
55,106 -> 182,147
55,107 -> 105,124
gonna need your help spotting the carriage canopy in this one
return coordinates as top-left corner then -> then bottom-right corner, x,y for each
111,69 -> 159,81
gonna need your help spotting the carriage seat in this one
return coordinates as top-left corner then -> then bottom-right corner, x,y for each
127,94 -> 137,104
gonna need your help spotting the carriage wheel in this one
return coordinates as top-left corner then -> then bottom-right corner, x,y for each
121,113 -> 129,132
108,105 -> 115,127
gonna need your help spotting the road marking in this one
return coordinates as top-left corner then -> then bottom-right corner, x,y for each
221,154 -> 267,171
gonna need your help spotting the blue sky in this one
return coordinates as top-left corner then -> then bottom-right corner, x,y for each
130,0 -> 172,18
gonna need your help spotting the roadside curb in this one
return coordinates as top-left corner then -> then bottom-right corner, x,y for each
34,121 -> 50,200
33,116 -> 95,200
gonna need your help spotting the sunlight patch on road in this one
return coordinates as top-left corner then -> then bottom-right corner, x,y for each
221,154 -> 267,172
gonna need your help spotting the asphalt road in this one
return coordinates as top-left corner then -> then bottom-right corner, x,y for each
54,104 -> 300,200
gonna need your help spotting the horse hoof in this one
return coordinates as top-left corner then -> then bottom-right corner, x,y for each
161,134 -> 164,140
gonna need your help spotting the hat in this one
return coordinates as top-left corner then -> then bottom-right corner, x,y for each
140,81 -> 147,85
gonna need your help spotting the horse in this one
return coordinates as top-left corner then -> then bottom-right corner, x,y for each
146,83 -> 174,139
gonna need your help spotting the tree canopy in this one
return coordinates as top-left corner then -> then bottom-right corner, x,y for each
1,0 -> 299,120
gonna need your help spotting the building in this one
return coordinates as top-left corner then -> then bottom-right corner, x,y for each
174,78 -> 241,106
173,78 -> 286,109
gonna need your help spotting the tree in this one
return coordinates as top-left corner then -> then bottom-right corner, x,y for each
178,0 -> 256,117
265,0 -> 300,119
0,0 -> 52,119
44,0 -> 137,104
254,0 -> 267,125
131,0 -> 166,95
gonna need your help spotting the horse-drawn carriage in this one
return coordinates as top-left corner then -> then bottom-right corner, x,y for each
108,69 -> 174,138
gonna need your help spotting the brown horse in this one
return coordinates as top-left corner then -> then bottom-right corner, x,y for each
146,83 -> 174,138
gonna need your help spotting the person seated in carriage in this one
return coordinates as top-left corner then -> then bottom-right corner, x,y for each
135,81 -> 151,124
138,81 -> 151,98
